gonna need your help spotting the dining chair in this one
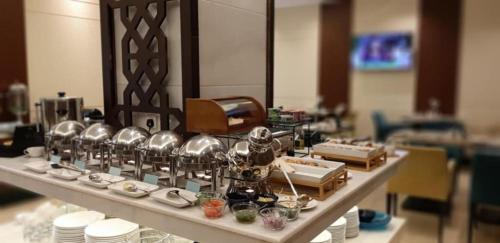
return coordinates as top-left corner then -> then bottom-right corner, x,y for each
468,146 -> 500,243
387,145 -> 456,243
372,111 -> 409,142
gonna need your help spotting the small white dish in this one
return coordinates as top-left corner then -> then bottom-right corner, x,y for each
47,169 -> 82,180
278,195 -> 318,210
108,180 -> 159,198
24,160 -> 51,173
302,199 -> 318,210
78,173 -> 125,189
151,188 -> 197,208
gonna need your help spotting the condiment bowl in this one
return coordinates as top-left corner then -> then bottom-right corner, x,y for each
260,207 -> 288,230
232,203 -> 258,224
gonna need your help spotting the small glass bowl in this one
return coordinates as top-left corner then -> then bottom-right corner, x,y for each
201,198 -> 226,219
231,203 -> 258,224
195,191 -> 223,206
277,200 -> 302,221
260,207 -> 288,230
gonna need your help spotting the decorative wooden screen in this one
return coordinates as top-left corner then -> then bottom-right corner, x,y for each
100,0 -> 184,133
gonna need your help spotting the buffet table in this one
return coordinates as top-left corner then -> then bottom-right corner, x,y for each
0,151 -> 407,243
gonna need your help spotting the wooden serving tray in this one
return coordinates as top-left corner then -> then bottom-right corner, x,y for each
311,151 -> 387,171
270,169 -> 348,201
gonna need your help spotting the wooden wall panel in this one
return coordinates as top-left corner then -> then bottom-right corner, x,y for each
318,0 -> 352,109
0,0 -> 27,121
416,0 -> 462,114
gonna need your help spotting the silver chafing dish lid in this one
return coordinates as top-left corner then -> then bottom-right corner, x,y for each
177,135 -> 227,167
110,126 -> 150,148
79,123 -> 115,144
248,126 -> 273,149
139,130 -> 182,156
47,120 -> 85,141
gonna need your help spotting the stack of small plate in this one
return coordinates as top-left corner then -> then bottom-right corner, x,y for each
84,218 -> 139,243
52,211 -> 105,243
327,217 -> 346,243
344,206 -> 360,238
310,230 -> 332,243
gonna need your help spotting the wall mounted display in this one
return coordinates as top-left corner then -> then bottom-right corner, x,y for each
351,33 -> 413,71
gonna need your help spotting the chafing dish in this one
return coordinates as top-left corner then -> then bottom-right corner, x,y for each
74,123 -> 115,170
226,126 -> 281,196
177,135 -> 227,191
136,131 -> 183,184
106,126 -> 150,170
45,120 -> 85,161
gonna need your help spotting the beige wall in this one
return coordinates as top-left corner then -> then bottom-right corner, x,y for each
350,0 -> 419,137
25,0 -> 268,130
25,0 -> 103,120
274,4 -> 320,110
198,0 -> 267,106
457,0 -> 500,134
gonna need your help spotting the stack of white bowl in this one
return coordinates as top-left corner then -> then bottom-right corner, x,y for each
52,211 -> 105,243
310,230 -> 332,243
84,218 -> 139,243
327,217 -> 346,243
344,206 -> 360,238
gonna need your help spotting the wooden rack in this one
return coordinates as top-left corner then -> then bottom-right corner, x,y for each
311,151 -> 387,171
271,169 -> 348,201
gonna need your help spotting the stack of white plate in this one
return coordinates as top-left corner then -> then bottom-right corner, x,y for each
53,211 -> 105,243
344,206 -> 360,238
327,217 -> 346,243
85,218 -> 139,243
311,230 -> 332,243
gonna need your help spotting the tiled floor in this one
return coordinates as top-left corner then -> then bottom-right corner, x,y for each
0,169 -> 499,243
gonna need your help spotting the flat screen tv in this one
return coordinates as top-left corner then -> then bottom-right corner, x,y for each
351,32 -> 413,71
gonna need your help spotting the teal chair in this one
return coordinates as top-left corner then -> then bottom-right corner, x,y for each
372,111 -> 409,142
468,146 -> 500,243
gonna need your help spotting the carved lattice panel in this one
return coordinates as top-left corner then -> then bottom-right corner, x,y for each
100,0 -> 183,133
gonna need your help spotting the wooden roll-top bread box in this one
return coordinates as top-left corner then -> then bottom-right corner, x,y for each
186,96 -> 266,135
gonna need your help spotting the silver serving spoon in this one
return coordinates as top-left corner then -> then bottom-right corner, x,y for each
167,190 -> 194,206
50,163 -> 85,173
277,164 -> 312,207
88,174 -> 115,184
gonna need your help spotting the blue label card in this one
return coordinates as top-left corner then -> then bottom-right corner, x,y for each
185,180 -> 201,193
74,160 -> 86,170
108,166 -> 121,176
143,174 -> 159,185
50,155 -> 61,164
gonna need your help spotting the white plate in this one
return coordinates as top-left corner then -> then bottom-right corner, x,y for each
108,181 -> 159,198
24,160 -> 51,173
272,157 -> 345,184
53,211 -> 105,229
85,219 -> 138,238
151,188 -> 197,208
78,173 -> 125,189
47,169 -> 82,180
278,195 -> 318,210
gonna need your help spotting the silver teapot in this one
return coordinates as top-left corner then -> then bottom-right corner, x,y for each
227,126 -> 281,181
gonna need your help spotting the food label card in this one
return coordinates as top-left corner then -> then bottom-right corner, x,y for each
50,155 -> 61,164
109,166 -> 121,176
74,160 -> 86,170
143,174 -> 159,185
185,180 -> 201,193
